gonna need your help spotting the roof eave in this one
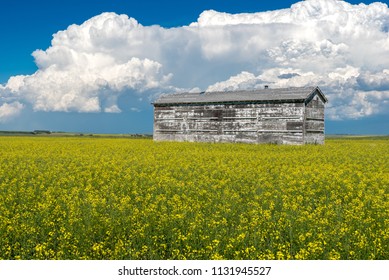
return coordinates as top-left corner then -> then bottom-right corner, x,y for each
314,86 -> 328,103
153,98 -> 307,106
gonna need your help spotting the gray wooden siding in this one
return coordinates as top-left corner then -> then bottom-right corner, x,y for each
304,96 -> 325,144
154,102 -> 306,145
153,87 -> 327,145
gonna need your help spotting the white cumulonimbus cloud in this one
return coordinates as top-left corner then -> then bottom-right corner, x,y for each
0,102 -> 24,123
0,0 -> 389,122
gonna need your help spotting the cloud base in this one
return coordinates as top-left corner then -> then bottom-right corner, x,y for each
1,0 -> 389,124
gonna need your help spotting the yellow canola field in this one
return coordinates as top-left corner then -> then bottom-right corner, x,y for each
0,136 -> 387,260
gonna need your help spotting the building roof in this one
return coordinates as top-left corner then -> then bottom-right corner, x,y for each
153,86 -> 327,105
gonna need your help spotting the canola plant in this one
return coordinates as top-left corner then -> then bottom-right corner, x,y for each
0,136 -> 387,259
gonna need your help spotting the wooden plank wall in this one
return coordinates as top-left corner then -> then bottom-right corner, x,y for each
304,97 -> 325,144
154,102 -> 311,144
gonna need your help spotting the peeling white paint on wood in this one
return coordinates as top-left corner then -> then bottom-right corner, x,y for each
153,87 -> 327,145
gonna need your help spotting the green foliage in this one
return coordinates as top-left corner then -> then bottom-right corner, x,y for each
0,137 -> 387,259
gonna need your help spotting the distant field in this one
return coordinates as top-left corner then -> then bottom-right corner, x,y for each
0,130 -> 152,138
0,136 -> 387,259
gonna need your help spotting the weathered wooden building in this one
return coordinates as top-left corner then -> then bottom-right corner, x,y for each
153,86 -> 327,145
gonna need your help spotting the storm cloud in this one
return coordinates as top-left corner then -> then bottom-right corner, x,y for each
1,0 -> 389,122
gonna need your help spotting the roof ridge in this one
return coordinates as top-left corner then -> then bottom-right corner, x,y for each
153,86 -> 324,105
205,86 -> 315,94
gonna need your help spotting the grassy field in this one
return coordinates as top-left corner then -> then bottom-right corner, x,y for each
0,136 -> 387,259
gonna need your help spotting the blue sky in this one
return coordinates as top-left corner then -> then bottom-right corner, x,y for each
0,0 -> 388,134
0,0 -> 308,84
